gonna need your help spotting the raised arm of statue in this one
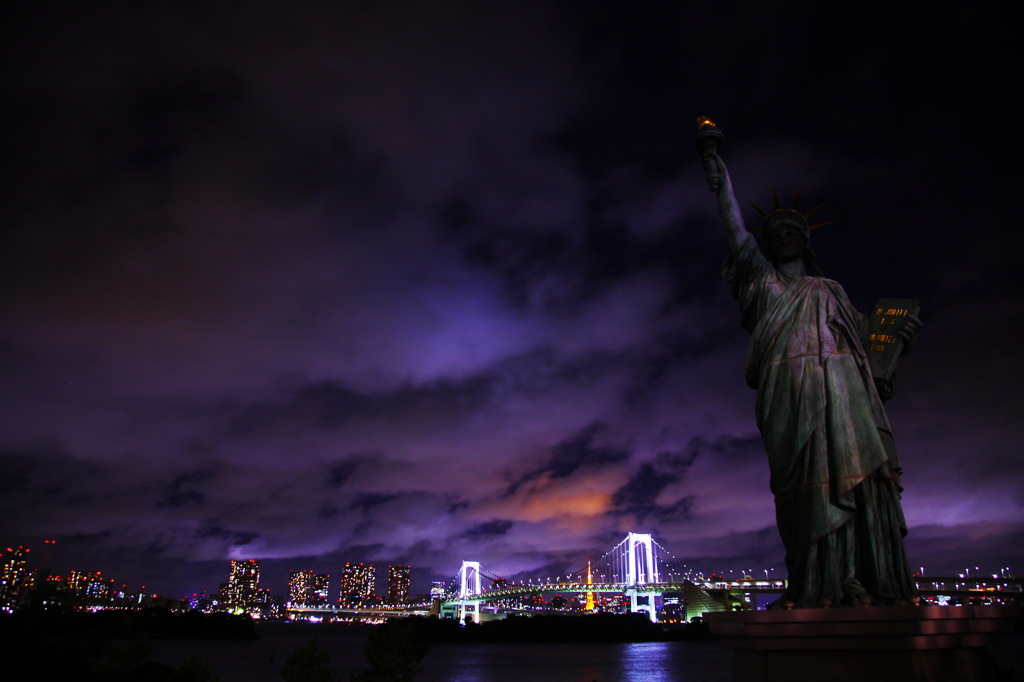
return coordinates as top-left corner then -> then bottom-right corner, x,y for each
707,152 -> 756,257
694,118 -> 756,257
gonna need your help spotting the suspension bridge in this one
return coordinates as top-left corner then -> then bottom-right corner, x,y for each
436,531 -> 776,624
284,531 -> 1023,623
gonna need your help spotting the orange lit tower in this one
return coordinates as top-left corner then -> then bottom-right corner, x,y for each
585,560 -> 595,611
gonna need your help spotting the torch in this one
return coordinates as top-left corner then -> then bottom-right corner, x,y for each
694,116 -> 724,192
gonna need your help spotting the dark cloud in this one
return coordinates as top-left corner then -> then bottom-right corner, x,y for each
463,520 -> 515,540
326,459 -> 361,489
0,447 -> 113,513
316,505 -> 339,520
0,452 -> 37,496
351,494 -> 400,512
544,424 -> 631,479
158,470 -> 216,508
229,382 -> 368,435
612,462 -> 687,519
611,436 -> 765,532
195,523 -> 260,548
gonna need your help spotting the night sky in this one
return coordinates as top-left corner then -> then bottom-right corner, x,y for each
3,0 -> 1022,599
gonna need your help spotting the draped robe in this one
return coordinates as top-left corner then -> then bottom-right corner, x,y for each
725,239 -> 917,607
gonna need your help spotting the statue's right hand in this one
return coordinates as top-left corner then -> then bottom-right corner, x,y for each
701,152 -> 725,192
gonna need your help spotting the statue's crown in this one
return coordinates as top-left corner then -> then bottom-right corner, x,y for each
749,188 -> 831,237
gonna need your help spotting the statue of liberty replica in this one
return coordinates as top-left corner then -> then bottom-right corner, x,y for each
696,118 -> 921,609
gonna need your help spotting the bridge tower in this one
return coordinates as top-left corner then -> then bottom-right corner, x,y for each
457,560 -> 482,624
624,532 -> 660,622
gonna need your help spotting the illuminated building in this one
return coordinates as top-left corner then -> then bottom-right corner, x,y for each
0,546 -> 33,613
288,569 -> 330,608
67,570 -> 111,600
223,559 -> 261,614
254,587 -> 282,618
339,562 -> 375,604
386,564 -> 411,604
429,580 -> 447,599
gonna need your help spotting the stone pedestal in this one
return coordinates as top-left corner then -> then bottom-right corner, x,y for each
704,605 -> 1019,682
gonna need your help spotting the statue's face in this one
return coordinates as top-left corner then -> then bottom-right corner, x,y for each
767,223 -> 806,263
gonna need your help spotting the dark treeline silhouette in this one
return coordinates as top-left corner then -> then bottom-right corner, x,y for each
0,611 -> 228,681
0,608 -> 258,641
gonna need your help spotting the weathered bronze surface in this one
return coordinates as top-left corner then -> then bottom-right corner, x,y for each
698,120 -> 921,608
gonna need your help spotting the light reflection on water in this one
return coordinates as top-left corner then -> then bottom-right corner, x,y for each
621,641 -> 692,681
418,640 -> 731,682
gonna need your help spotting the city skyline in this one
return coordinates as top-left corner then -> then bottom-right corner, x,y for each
4,541 -> 427,606
4,539 -> 1017,612
6,540 -> 1018,626
3,1 -> 1022,600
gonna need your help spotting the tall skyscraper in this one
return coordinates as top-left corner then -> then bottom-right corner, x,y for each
0,546 -> 33,613
223,559 -> 261,614
339,562 -> 375,604
288,569 -> 330,608
386,564 -> 411,604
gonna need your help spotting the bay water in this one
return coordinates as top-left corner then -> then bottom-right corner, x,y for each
148,620 -> 734,681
